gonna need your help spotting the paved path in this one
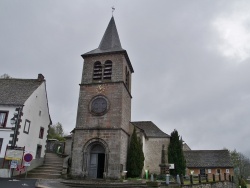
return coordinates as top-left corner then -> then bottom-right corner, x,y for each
0,178 -> 37,188
36,179 -> 69,188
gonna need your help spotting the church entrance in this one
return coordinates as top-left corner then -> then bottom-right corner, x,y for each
89,144 -> 105,178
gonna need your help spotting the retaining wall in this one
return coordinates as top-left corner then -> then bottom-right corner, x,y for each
181,181 -> 236,188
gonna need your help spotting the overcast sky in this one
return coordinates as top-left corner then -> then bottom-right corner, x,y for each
1,1 -> 250,157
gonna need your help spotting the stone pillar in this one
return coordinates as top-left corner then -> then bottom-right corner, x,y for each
159,144 -> 170,175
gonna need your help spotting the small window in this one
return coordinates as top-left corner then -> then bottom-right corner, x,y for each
103,60 -> 112,80
0,111 -> 8,128
23,120 -> 31,134
93,61 -> 102,80
226,169 -> 230,173
207,169 -> 211,173
39,127 -> 44,139
200,168 -> 205,176
217,169 -> 220,174
0,138 -> 3,153
36,145 -> 42,158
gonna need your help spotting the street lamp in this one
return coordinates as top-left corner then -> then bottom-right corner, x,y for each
10,117 -> 16,125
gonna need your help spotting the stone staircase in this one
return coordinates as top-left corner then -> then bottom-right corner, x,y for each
26,152 -> 64,179
61,180 -> 148,188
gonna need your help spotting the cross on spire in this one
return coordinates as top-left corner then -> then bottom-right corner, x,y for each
112,6 -> 115,16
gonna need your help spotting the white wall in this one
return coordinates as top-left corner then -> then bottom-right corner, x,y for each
0,106 -> 16,158
17,82 -> 50,159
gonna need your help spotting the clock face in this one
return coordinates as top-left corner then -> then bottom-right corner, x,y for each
90,97 -> 108,115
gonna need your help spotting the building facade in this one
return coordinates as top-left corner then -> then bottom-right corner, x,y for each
131,121 -> 170,175
184,150 -> 234,180
0,74 -> 51,176
71,17 -> 134,179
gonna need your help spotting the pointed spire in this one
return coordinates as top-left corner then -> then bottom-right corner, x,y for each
83,17 -> 124,56
98,16 -> 123,51
82,16 -> 134,73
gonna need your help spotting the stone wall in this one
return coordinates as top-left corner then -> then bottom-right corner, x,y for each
120,130 -> 129,173
71,129 -> 129,179
75,83 -> 130,131
64,137 -> 72,156
143,137 -> 170,175
181,181 -> 236,188
72,51 -> 132,179
81,54 -> 132,85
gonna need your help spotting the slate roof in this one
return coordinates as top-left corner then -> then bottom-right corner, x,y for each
0,78 -> 43,106
82,16 -> 134,73
131,121 -> 170,138
184,150 -> 233,168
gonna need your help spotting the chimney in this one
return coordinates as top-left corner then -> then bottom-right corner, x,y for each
37,74 -> 45,81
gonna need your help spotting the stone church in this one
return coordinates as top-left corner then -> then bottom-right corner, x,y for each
71,16 -> 170,179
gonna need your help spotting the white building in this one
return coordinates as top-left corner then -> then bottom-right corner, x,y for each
0,74 -> 51,173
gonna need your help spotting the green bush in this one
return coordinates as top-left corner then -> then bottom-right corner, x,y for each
127,128 -> 145,178
239,177 -> 247,188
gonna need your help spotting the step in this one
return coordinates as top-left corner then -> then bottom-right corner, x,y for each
44,162 -> 63,165
43,162 -> 63,165
44,158 -> 64,161
44,157 -> 64,160
24,152 -> 64,179
32,166 -> 62,170
36,166 -> 63,171
28,172 -> 61,176
45,155 -> 64,158
61,181 -> 147,188
30,169 -> 62,174
42,165 -> 63,169
46,153 -> 64,156
27,172 -> 62,179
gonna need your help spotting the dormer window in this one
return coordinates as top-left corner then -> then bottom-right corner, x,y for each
93,60 -> 112,81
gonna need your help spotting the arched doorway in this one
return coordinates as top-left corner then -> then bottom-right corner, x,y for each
89,144 -> 105,178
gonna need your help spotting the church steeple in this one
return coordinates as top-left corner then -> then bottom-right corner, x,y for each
98,16 -> 123,51
72,16 -> 134,179
82,16 -> 134,73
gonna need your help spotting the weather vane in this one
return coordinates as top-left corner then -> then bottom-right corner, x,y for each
112,6 -> 115,16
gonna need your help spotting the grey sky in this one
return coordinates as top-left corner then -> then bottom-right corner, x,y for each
1,1 -> 250,157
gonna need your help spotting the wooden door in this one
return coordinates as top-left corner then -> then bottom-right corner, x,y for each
89,153 -> 98,178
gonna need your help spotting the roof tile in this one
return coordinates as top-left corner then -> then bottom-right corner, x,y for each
0,78 -> 43,105
184,150 -> 233,168
131,121 -> 170,138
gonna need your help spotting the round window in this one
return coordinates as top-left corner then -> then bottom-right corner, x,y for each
90,96 -> 108,115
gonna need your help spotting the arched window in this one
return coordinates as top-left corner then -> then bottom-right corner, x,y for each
103,60 -> 112,80
93,61 -> 102,80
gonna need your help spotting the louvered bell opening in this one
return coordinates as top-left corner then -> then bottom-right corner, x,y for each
103,61 -> 112,80
93,62 -> 102,80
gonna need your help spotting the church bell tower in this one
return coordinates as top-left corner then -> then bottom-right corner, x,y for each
71,16 -> 134,179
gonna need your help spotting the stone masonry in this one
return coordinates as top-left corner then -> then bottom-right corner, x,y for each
71,17 -> 133,179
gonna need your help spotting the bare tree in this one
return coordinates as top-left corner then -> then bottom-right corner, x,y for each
0,74 -> 12,79
230,149 -> 250,179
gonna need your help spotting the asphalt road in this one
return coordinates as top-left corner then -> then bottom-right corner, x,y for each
0,178 -> 37,188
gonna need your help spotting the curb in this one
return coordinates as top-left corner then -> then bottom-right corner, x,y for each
35,179 -> 50,188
